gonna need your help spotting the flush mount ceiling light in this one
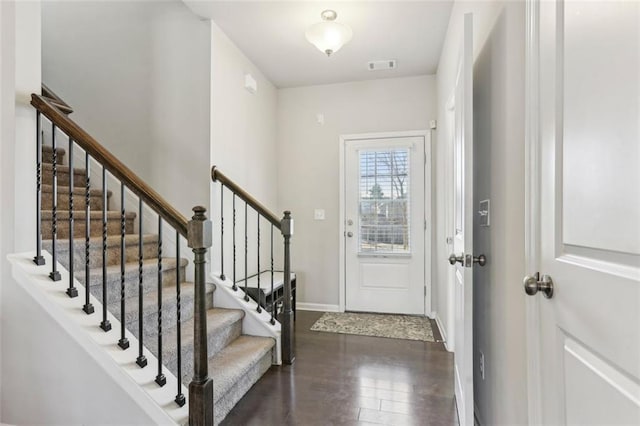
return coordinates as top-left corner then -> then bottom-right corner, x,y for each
305,10 -> 353,57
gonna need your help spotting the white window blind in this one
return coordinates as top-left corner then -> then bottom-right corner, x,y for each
358,149 -> 410,254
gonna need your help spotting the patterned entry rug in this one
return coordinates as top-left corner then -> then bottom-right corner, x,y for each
310,312 -> 435,342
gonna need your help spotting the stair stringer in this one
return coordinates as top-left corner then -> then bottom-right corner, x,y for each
7,251 -> 189,425
208,273 -> 282,365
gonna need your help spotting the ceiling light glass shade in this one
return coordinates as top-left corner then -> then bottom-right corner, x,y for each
305,12 -> 353,56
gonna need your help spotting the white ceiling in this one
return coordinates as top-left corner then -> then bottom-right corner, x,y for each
184,1 -> 454,88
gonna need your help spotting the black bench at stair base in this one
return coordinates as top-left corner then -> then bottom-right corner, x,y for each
237,271 -> 296,319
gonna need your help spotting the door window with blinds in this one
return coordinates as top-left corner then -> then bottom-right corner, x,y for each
358,148 -> 411,254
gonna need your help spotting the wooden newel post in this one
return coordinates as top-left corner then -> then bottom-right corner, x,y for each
188,206 -> 214,426
281,211 -> 295,365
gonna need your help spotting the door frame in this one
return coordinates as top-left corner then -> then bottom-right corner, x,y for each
524,0 -> 543,424
338,130 -> 433,316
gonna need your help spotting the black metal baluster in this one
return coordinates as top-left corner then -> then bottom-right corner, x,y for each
66,138 -> 78,297
244,202 -> 249,302
49,124 -> 61,281
100,166 -> 111,332
155,217 -> 166,386
136,198 -> 147,367
256,214 -> 261,313
270,224 -> 275,325
175,232 -> 185,406
118,183 -> 128,347
33,112 -> 45,266
220,183 -> 225,280
232,194 -> 237,291
82,152 -> 94,314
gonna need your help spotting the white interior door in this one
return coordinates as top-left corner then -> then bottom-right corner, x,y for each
531,1 -> 640,424
451,13 -> 474,426
344,135 -> 426,315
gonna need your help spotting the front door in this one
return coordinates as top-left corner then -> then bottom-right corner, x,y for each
450,13 -> 475,426
530,1 -> 640,424
344,134 -> 426,315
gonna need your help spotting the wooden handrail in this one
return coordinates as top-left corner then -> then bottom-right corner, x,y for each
211,165 -> 281,229
31,94 -> 189,237
41,83 -> 74,115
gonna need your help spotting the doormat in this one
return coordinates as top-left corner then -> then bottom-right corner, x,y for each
310,312 -> 435,342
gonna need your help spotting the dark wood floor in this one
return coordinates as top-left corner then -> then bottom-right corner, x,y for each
222,311 -> 458,426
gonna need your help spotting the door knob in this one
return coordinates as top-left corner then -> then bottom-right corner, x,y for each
449,254 -> 464,265
346,231 -> 353,238
473,254 -> 487,266
523,273 -> 554,298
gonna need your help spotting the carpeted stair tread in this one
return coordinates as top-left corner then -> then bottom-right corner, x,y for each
41,210 -> 136,238
43,233 -> 158,247
42,184 -> 110,210
78,256 -> 186,285
74,257 -> 187,304
160,308 -> 244,359
42,145 -> 66,164
42,183 -> 112,197
43,234 -> 159,268
41,210 -> 136,220
108,282 -> 215,339
42,163 -> 87,186
156,308 -> 245,380
210,335 -> 275,421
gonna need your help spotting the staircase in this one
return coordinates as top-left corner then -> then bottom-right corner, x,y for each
26,88 -> 293,425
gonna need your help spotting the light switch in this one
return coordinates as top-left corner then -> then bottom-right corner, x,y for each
314,209 -> 325,220
479,199 -> 490,226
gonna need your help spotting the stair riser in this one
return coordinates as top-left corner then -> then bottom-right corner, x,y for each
42,169 -> 86,187
43,238 -> 159,269
125,296 -> 196,341
80,264 -> 186,305
213,349 -> 273,424
42,216 -> 134,239
42,191 -> 107,211
123,292 -> 215,341
42,146 -> 65,165
166,320 -> 243,382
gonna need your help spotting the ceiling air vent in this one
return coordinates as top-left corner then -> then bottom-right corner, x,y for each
367,59 -> 397,71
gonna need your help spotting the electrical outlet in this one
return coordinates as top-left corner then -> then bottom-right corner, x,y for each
479,351 -> 485,380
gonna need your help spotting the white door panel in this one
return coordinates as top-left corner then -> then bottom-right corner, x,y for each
533,1 -> 640,424
452,13 -> 474,426
344,136 -> 426,315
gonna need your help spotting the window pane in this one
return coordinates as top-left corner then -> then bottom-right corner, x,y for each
358,149 -> 410,254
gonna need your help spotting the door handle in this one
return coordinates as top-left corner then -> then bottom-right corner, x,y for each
523,272 -> 554,298
473,254 -> 487,267
346,231 -> 353,238
449,253 -> 486,267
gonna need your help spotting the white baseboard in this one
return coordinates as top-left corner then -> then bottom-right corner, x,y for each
434,312 -> 452,352
296,302 -> 340,312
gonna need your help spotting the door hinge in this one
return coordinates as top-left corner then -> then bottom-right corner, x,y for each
424,219 -> 427,230
424,286 -> 427,297
424,152 -> 427,164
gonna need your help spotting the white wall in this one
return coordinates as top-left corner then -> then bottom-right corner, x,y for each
209,21 -> 279,277
435,1 -> 527,424
42,0 -> 211,218
434,0 -> 503,355
2,271 -> 166,425
1,0 -> 40,418
0,2 -> 14,416
277,76 -> 436,307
